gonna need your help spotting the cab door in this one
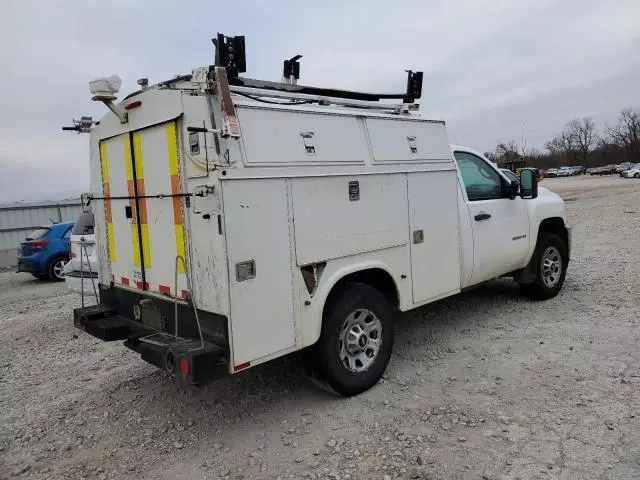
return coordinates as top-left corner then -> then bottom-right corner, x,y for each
453,151 -> 530,286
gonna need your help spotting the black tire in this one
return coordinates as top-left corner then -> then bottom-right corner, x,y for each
31,272 -> 47,280
304,282 -> 395,396
635,173 -> 640,179
520,233 -> 568,300
47,256 -> 67,281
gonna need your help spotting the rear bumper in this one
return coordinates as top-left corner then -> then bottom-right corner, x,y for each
74,284 -> 230,383
16,259 -> 36,273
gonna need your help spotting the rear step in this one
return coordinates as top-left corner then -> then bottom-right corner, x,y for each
74,306 -> 228,384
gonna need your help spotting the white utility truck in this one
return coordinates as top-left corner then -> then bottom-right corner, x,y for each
69,35 -> 570,395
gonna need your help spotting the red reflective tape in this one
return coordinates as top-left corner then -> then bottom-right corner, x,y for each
136,281 -> 149,290
159,285 -> 170,295
181,290 -> 189,300
121,277 -> 130,286
233,362 -> 250,372
136,281 -> 143,289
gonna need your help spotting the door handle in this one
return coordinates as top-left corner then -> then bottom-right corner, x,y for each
125,205 -> 132,219
474,213 -> 491,221
413,229 -> 424,244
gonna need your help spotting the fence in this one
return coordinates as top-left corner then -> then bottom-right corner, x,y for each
0,200 -> 84,268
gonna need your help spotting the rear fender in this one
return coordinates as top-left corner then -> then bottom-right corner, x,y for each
302,260 -> 402,348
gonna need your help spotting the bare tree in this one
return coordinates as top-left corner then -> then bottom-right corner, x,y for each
544,132 -> 577,164
493,140 -> 520,165
566,117 -> 597,164
606,108 -> 640,162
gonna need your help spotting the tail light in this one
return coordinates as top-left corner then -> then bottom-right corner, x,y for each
178,356 -> 190,378
30,240 -> 49,249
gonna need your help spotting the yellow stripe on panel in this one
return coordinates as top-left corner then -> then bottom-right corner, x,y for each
140,224 -> 151,269
174,225 -> 186,273
107,223 -> 116,262
99,143 -> 109,182
166,122 -> 185,273
124,135 -> 133,182
166,123 -> 179,176
130,223 -> 141,267
133,132 -> 144,180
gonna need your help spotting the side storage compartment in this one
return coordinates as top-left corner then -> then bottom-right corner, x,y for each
407,170 -> 461,303
291,174 -> 408,265
221,178 -> 297,368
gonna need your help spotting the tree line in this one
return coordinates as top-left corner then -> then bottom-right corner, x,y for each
485,107 -> 640,169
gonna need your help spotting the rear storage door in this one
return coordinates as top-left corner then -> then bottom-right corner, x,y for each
98,134 -> 138,287
98,121 -> 188,297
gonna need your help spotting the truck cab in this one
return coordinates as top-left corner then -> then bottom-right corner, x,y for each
70,36 -> 570,396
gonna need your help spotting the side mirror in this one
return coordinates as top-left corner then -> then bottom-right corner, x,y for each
519,168 -> 538,199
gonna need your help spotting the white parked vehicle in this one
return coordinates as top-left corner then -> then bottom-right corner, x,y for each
622,165 -> 640,178
64,211 -> 98,296
69,35 -> 571,395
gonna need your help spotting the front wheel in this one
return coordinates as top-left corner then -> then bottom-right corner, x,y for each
304,282 -> 394,396
635,173 -> 640,178
520,233 -> 568,300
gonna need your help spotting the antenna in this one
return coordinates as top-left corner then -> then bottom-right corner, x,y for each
212,33 -> 246,78
282,55 -> 302,85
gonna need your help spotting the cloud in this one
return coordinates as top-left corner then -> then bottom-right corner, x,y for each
1,0 -> 638,201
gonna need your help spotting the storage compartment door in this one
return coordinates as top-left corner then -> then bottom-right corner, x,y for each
98,134 -> 138,288
408,171 -> 461,303
223,179 -> 296,366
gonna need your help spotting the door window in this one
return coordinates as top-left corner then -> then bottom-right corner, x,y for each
454,151 -> 506,201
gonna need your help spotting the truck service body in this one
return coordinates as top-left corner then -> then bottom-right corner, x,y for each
72,41 -> 570,395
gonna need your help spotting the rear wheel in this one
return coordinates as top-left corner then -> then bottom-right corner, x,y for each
635,173 -> 640,178
304,282 -> 394,396
47,256 -> 67,281
520,233 -> 568,300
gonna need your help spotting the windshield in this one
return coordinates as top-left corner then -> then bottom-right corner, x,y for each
72,212 -> 95,235
26,228 -> 50,240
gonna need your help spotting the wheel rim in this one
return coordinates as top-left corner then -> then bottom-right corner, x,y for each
338,308 -> 382,373
53,260 -> 66,279
541,246 -> 562,288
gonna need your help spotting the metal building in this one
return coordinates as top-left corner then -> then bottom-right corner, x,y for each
0,200 -> 83,268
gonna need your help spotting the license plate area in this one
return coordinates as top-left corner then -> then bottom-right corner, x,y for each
138,299 -> 168,331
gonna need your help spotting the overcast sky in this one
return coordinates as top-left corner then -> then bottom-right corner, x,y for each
1,0 -> 639,203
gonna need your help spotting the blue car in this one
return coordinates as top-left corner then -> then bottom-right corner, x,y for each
17,222 -> 73,281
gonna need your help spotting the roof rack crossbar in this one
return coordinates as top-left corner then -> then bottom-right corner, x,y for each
228,76 -> 418,104
229,85 -> 403,111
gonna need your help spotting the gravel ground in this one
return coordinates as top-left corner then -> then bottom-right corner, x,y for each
1,176 -> 639,480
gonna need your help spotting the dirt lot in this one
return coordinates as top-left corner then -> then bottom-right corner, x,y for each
1,176 -> 639,480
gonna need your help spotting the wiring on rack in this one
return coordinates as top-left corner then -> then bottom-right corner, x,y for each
234,91 -> 315,106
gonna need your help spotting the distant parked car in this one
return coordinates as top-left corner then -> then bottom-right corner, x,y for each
64,212 -> 98,295
619,163 -> 640,177
615,162 -> 633,173
557,167 -> 573,177
546,168 -> 558,177
573,166 -> 586,175
596,165 -> 617,175
622,164 -> 640,178
17,222 -> 73,281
